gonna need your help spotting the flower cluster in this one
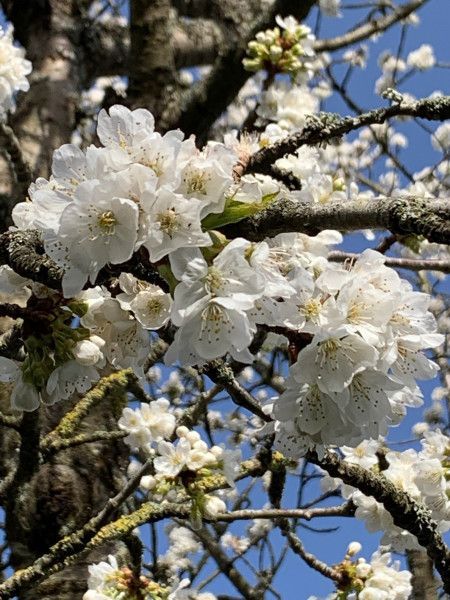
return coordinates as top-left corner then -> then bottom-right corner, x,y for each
309,543 -> 412,600
83,555 -> 209,600
0,26 -> 31,115
243,15 -> 315,77
321,431 -> 450,550
272,248 -> 443,456
119,401 -> 240,523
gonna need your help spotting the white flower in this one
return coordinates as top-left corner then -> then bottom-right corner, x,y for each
73,336 -> 105,366
51,175 -> 140,296
96,104 -> 155,160
117,272 -> 172,330
407,44 -> 435,70
166,240 -> 265,365
257,82 -> 319,131
341,440 -> 380,470
292,331 -> 379,393
0,358 -> 41,411
0,265 -> 31,306
154,438 -> 192,477
141,186 -> 212,262
203,495 -> 227,518
319,0 -> 342,17
346,541 -> 362,556
119,399 -> 176,449
85,555 -> 119,596
176,138 -> 235,216
80,293 -> 150,374
432,122 -> 450,151
0,26 -> 32,115
45,361 -> 100,404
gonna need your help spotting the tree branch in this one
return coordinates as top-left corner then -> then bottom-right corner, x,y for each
277,517 -> 344,584
314,0 -> 430,53
328,251 -> 450,273
307,450 -> 450,593
202,359 -> 271,422
246,95 -> 450,177
223,196 -> 450,245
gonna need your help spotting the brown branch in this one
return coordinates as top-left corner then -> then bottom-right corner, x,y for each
0,230 -> 63,290
0,123 -> 33,203
328,251 -> 450,273
407,550 -> 439,600
314,0 -> 430,53
246,95 -> 450,177
307,450 -> 450,593
213,503 -> 354,522
189,525 -> 260,600
84,18 -> 224,81
128,0 -> 179,128
0,458 -> 264,598
41,430 -> 127,457
277,517 -> 344,584
222,196 -> 450,245
202,359 -> 271,422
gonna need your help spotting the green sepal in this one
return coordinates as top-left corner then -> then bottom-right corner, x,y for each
201,192 -> 278,231
157,264 -> 179,296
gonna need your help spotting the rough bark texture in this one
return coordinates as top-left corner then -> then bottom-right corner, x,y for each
0,4 -> 134,599
407,550 -> 439,600
128,0 -> 180,128
3,1 -> 81,177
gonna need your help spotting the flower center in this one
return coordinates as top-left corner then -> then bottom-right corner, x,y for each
97,210 -> 117,235
158,209 -> 181,237
302,298 -> 321,319
184,168 -> 209,195
204,267 -> 224,295
146,298 -> 163,315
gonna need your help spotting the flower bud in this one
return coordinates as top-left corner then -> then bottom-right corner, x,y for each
203,495 -> 227,518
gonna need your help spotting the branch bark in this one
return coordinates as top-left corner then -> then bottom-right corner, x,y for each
223,196 -> 450,245
308,451 -> 450,593
314,0 -> 430,53
246,95 -> 450,177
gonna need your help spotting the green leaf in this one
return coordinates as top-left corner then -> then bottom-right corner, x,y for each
201,192 -> 278,231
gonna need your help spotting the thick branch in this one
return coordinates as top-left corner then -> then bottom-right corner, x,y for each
85,18 -> 224,81
128,0 -> 179,127
308,451 -> 450,593
247,95 -> 450,177
0,458 -> 264,598
223,196 -> 450,245
0,123 -> 33,203
0,229 -> 63,290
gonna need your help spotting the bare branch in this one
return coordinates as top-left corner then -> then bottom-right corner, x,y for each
328,251 -> 450,273
278,518 -> 344,584
246,95 -> 450,177
213,503 -> 355,522
202,359 -> 271,422
315,0 -> 430,52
